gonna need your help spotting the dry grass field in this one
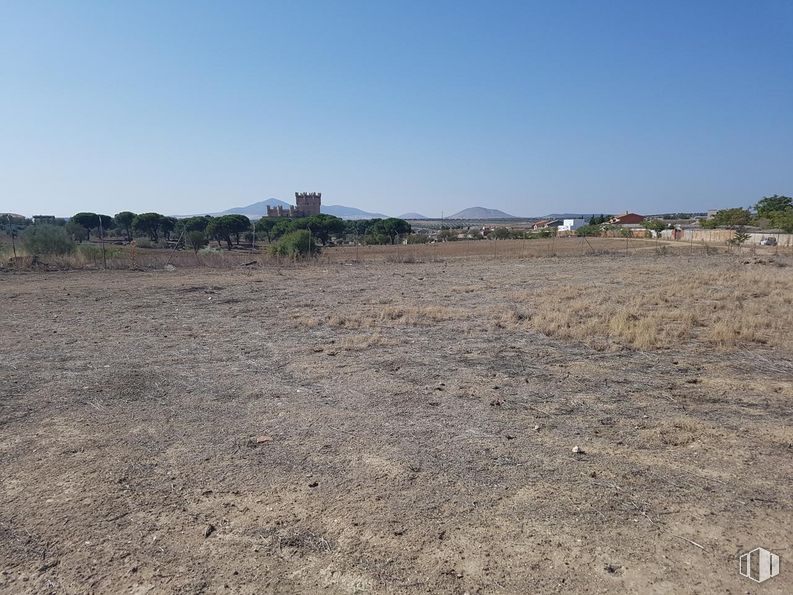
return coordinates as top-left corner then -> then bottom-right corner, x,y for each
1,248 -> 792,593
1,236 -> 720,271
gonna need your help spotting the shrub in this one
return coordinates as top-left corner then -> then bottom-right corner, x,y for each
642,219 -> 666,235
575,224 -> 602,237
727,226 -> 751,247
270,230 -> 319,258
362,232 -> 390,245
134,238 -> 157,249
21,225 -> 75,255
65,221 -> 88,242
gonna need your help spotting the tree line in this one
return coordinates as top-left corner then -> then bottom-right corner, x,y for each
1,211 -> 414,258
701,195 -> 792,232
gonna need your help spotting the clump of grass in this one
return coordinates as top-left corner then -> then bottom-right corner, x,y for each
504,262 -> 793,352
339,333 -> 395,351
378,305 -> 466,324
641,417 -> 717,447
293,316 -> 321,328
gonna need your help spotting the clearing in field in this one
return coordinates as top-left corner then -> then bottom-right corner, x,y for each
1,249 -> 792,593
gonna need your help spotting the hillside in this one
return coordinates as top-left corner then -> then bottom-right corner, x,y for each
185,199 -> 387,220
320,205 -> 388,220
448,206 -> 517,219
399,212 -> 429,220
199,199 -> 290,218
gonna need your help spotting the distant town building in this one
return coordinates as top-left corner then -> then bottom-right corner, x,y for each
558,218 -> 586,232
32,215 -> 56,224
609,212 -> 645,225
532,219 -> 562,230
267,192 -> 322,218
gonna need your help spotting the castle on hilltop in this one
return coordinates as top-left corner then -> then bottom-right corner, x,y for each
267,192 -> 322,218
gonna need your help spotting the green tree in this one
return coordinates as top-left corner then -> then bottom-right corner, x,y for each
254,218 -> 276,243
65,221 -> 88,242
205,215 -> 249,249
708,208 -> 752,228
225,214 -> 251,245
205,217 -> 230,249
296,215 -> 345,245
369,218 -> 411,244
589,214 -> 608,225
316,215 -> 346,244
114,211 -> 136,242
21,225 -> 75,255
0,214 -> 27,227
755,195 -> 792,217
269,229 -> 319,258
160,216 -> 178,241
345,219 -> 375,237
771,209 -> 793,233
491,227 -> 511,240
133,212 -> 164,242
70,212 -> 98,240
641,219 -> 666,235
576,224 -> 602,237
95,214 -> 114,237
363,232 -> 390,245
270,218 -> 295,241
181,215 -> 211,233
187,231 -> 207,253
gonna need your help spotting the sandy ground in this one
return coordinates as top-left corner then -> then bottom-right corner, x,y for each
1,253 -> 791,594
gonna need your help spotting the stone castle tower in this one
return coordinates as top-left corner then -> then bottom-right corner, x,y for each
266,192 -> 322,218
294,192 -> 321,217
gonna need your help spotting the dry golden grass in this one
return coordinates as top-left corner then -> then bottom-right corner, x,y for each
295,305 -> 467,330
641,416 -> 721,447
293,257 -> 792,353
338,333 -> 396,351
377,305 -> 467,324
506,263 -> 793,351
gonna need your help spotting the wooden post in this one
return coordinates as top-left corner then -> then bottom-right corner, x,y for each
9,221 -> 17,259
98,214 -> 107,269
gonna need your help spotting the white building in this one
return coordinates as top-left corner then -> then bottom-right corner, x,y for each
558,218 -> 586,232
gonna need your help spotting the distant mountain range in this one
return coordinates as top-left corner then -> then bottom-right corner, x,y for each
187,201 -> 522,221
192,199 -> 386,220
210,198 -> 289,217
322,205 -> 388,219
448,206 -> 517,219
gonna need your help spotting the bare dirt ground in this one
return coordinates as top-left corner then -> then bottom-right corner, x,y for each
1,249 -> 792,593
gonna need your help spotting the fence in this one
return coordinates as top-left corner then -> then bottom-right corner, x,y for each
660,229 -> 793,247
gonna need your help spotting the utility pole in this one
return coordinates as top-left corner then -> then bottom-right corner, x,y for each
98,214 -> 107,269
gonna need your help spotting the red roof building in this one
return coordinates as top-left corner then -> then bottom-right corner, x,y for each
609,212 -> 645,225
532,219 -> 562,230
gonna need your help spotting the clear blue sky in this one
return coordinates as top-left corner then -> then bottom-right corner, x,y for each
1,0 -> 791,218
